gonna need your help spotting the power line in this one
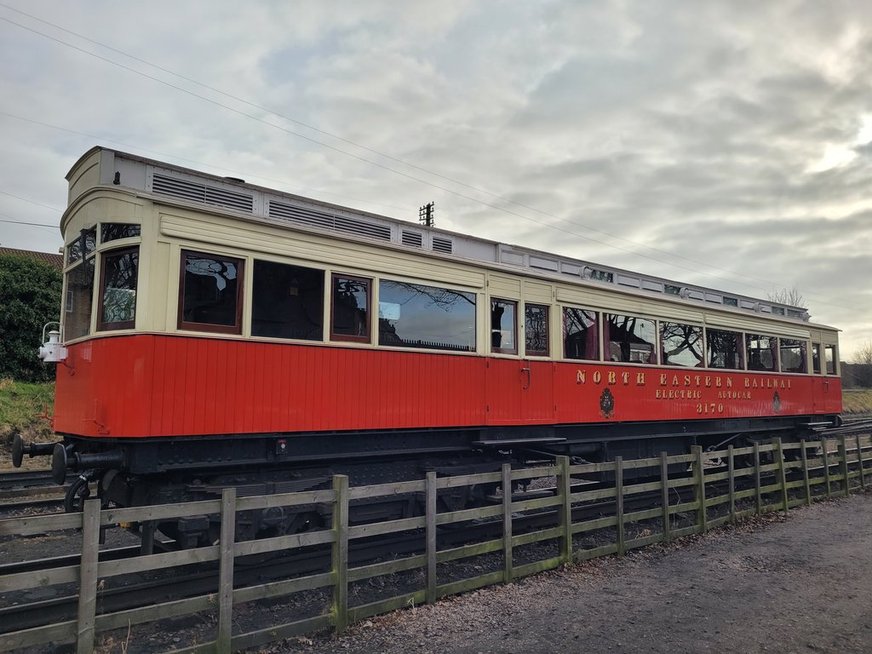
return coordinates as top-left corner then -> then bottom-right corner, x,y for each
0,215 -> 58,229
0,189 -> 63,212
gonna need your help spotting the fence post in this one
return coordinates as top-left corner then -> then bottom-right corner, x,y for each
502,463 -> 513,582
76,498 -> 101,654
217,487 -> 237,654
557,456 -> 573,564
822,438 -> 831,499
839,436 -> 850,497
856,434 -> 866,489
727,445 -> 736,523
692,446 -> 707,532
615,457 -> 625,555
774,438 -> 788,515
332,475 -> 349,633
753,442 -> 762,515
425,471 -> 437,604
801,440 -> 811,506
660,452 -> 671,540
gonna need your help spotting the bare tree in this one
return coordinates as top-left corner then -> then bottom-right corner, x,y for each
767,287 -> 806,308
853,340 -> 872,365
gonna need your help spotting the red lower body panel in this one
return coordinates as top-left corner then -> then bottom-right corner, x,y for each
53,335 -> 842,439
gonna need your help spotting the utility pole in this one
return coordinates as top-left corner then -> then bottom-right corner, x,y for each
419,202 -> 434,228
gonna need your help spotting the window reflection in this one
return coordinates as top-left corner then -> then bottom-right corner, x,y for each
746,334 -> 777,371
253,261 -> 323,340
564,307 -> 599,360
65,257 -> 94,339
378,280 -> 475,351
660,322 -> 703,367
605,313 -> 656,364
332,275 -> 370,341
779,339 -> 807,373
706,328 -> 744,370
525,304 -> 549,356
491,299 -> 517,354
99,248 -> 138,329
179,251 -> 243,332
101,223 -> 141,243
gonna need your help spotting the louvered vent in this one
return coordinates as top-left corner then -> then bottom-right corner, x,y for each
432,237 -> 453,254
269,201 -> 391,241
401,231 -> 423,247
152,173 -> 253,212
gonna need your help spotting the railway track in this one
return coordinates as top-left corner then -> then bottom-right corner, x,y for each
0,469 -> 64,513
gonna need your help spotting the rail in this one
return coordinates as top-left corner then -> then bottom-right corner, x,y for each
0,433 -> 870,653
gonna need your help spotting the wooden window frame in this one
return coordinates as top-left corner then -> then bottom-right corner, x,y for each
524,303 -> 549,357
330,273 -> 372,343
491,298 -> 518,355
177,249 -> 245,335
97,246 -> 138,331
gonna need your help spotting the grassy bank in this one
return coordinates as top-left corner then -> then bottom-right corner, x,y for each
843,389 -> 872,414
0,378 -> 55,448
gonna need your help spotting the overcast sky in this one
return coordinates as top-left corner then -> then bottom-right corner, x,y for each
0,1 -> 870,358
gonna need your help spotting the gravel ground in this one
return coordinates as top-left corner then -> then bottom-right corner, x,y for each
259,491 -> 872,654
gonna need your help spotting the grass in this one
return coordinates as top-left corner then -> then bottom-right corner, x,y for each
843,388 -> 872,414
0,378 -> 55,448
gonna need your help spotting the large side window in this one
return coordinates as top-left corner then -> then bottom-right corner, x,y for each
563,307 -> 599,361
525,304 -> 549,357
779,338 -> 807,373
746,334 -> 777,371
178,250 -> 244,334
331,274 -> 371,342
491,299 -> 518,354
660,322 -> 703,367
252,261 -> 324,340
378,280 -> 476,351
825,344 -> 837,375
97,247 -> 138,331
605,313 -> 656,364
706,328 -> 744,370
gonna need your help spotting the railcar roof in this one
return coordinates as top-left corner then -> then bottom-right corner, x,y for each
69,146 -> 824,328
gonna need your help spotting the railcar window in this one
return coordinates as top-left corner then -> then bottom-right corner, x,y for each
525,304 -> 549,356
178,251 -> 244,334
97,247 -> 138,330
745,334 -> 777,371
563,307 -> 600,361
65,257 -> 94,339
706,328 -> 744,370
253,261 -> 324,341
660,322 -> 703,367
779,338 -> 807,373
378,280 -> 475,351
65,227 -> 96,266
825,345 -> 837,375
812,343 -> 822,374
101,223 -> 141,243
491,299 -> 518,354
331,275 -> 371,342
605,313 -> 656,364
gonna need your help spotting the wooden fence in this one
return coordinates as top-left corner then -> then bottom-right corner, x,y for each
1,434 -> 870,653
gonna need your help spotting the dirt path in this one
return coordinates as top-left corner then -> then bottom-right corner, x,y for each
264,492 -> 872,654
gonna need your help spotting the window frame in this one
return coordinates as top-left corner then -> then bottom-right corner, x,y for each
524,303 -> 550,357
490,298 -> 518,355
604,311 -> 658,365
96,245 -> 139,331
177,249 -> 245,335
562,305 -> 601,361
330,273 -> 372,343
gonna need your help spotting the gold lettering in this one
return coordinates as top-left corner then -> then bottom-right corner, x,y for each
705,376 -> 712,388
683,375 -> 691,386
621,372 -> 630,385
716,376 -> 722,388
577,370 -> 585,384
672,375 -> 680,386
637,373 -> 646,386
695,375 -> 701,387
608,371 -> 617,385
660,374 -> 668,386
726,377 -> 732,388
593,370 -> 602,384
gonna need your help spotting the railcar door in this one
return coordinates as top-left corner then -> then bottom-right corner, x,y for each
485,359 -> 555,425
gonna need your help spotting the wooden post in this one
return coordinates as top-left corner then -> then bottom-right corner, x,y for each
425,471 -> 437,604
615,457 -> 625,555
140,520 -> 156,556
822,438 -> 831,499
856,434 -> 866,489
332,475 -> 349,633
727,445 -> 736,523
557,456 -> 573,564
839,436 -> 850,497
76,499 -> 101,654
775,438 -> 788,515
801,440 -> 811,506
217,487 -> 237,654
502,463 -> 513,582
753,442 -> 762,515
693,446 -> 707,532
660,452 -> 671,540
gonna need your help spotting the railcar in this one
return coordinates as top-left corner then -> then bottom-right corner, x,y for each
13,147 -> 842,544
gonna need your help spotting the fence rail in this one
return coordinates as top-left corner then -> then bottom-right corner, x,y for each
1,434 -> 870,653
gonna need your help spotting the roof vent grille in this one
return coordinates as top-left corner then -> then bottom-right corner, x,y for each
401,231 -> 423,247
432,236 -> 453,254
269,200 -> 391,241
152,173 -> 253,212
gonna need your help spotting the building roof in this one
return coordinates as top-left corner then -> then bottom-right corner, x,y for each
0,246 -> 63,271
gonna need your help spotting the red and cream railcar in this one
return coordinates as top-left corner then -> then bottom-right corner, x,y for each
14,147 -> 842,533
